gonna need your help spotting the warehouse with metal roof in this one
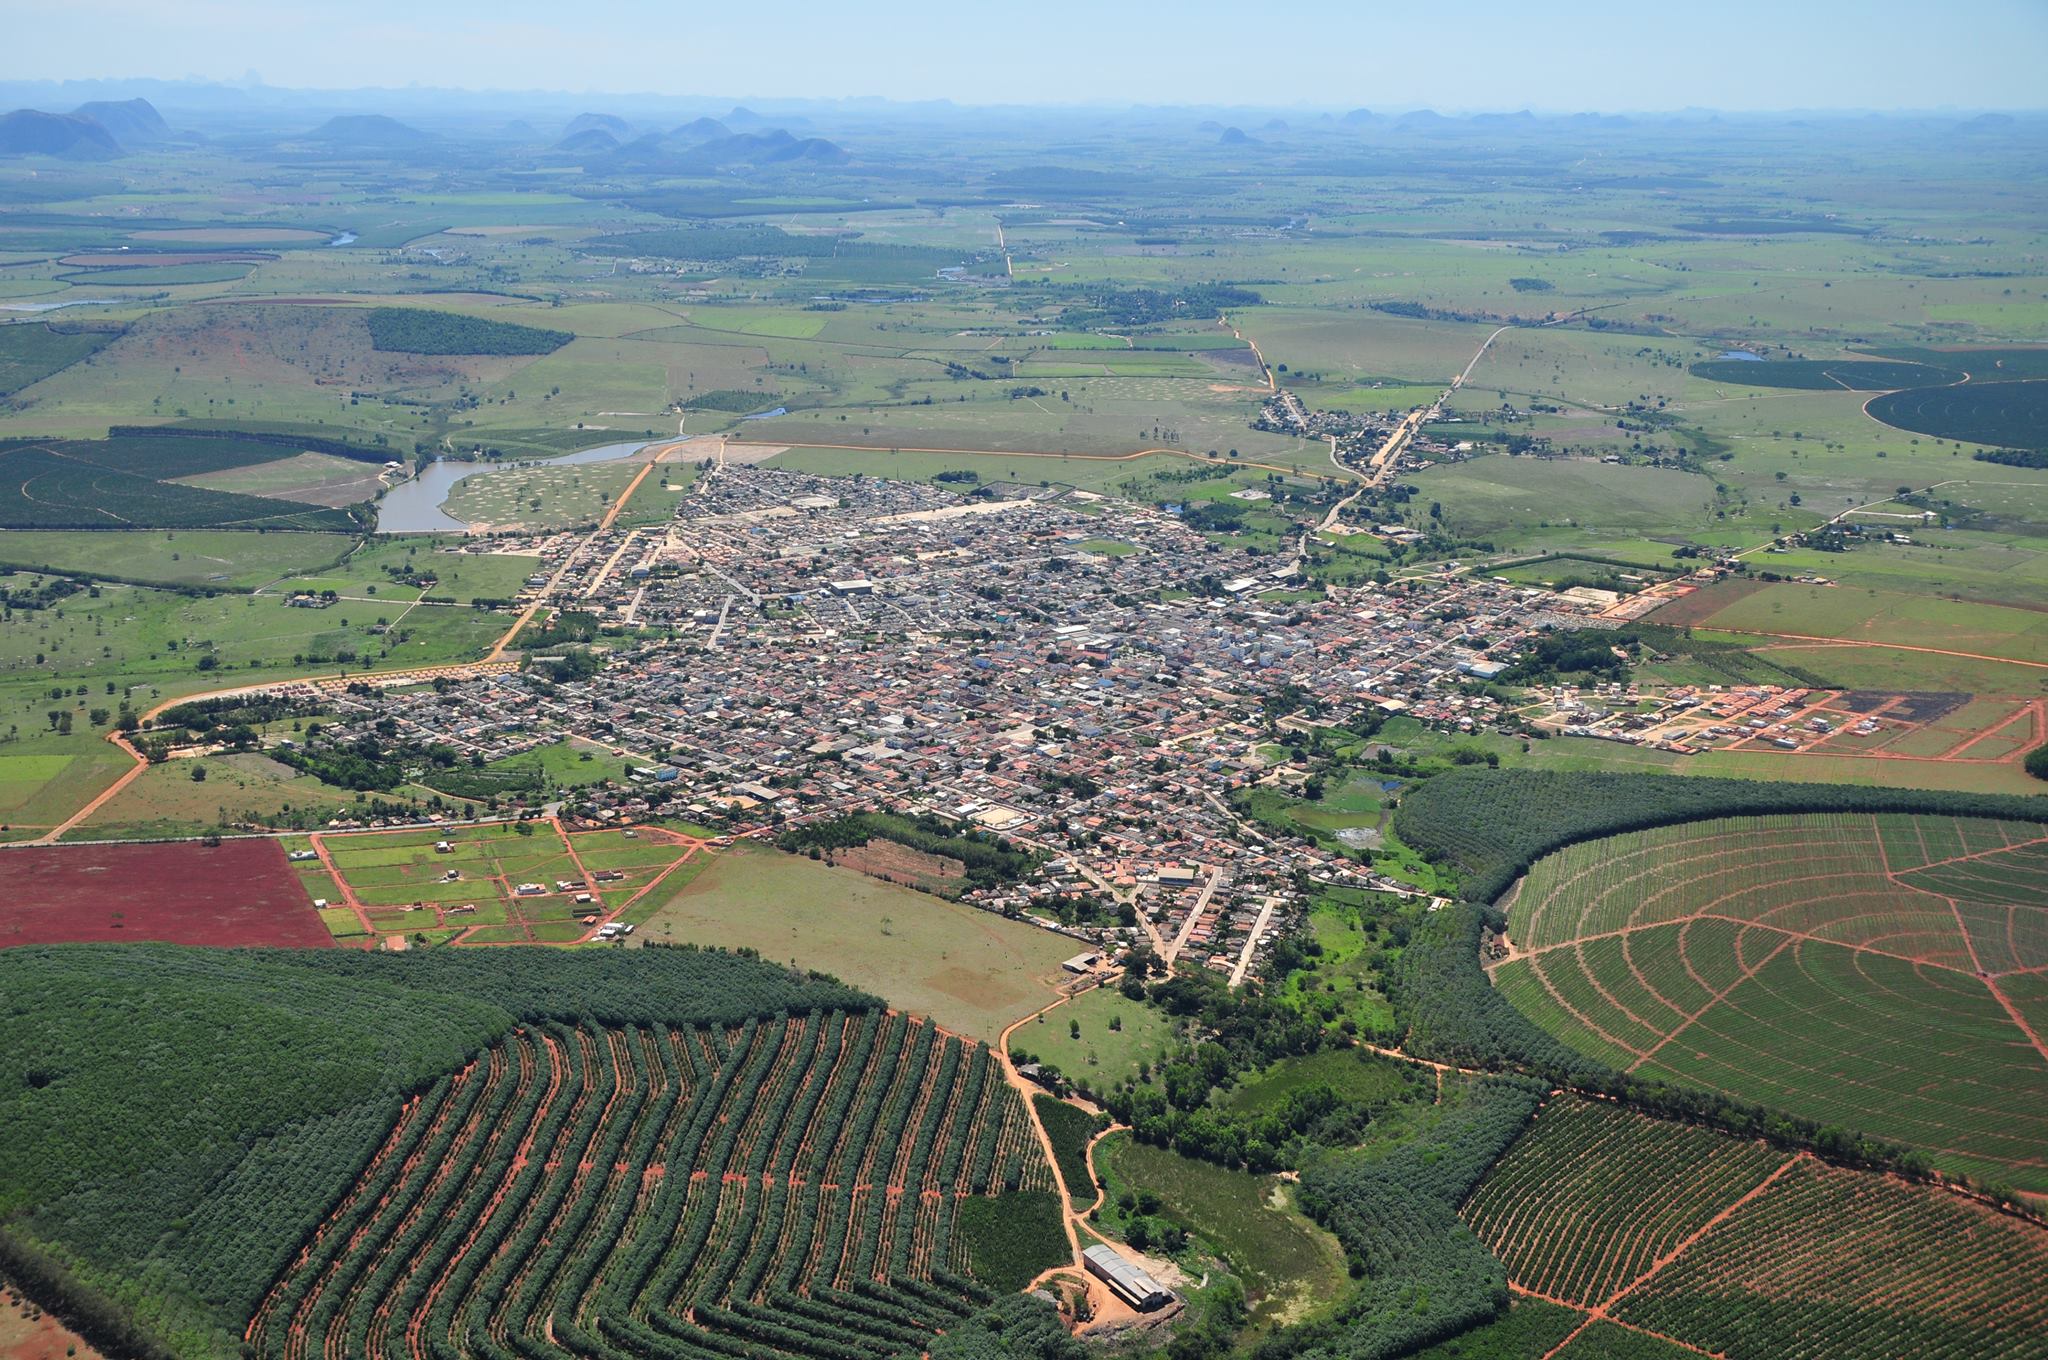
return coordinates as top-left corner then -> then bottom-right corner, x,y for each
1082,1244 -> 1171,1311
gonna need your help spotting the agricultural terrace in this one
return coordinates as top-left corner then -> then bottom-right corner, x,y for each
0,838 -> 329,948
1463,1097 -> 2048,1360
247,1012 -> 1060,1360
289,820 -> 710,947
1490,813 -> 2048,1190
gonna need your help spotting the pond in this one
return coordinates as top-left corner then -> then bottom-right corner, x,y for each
0,298 -> 124,312
374,439 -> 649,533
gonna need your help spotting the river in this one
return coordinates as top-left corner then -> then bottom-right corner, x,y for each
374,440 -> 650,534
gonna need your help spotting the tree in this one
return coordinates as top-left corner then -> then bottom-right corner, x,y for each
190,764 -> 208,783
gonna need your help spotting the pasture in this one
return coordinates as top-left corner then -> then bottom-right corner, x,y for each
1409,455 -> 1715,546
633,843 -> 1075,1041
1491,812 -> 2048,1190
1010,984 -> 1180,1090
0,528 -> 355,589
1097,1133 -> 1348,1327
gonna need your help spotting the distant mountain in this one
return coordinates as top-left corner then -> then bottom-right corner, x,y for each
502,119 -> 537,139
1341,108 -> 1375,125
73,97 -> 169,145
1260,119 -> 1289,132
1954,112 -> 2017,135
766,136 -> 846,164
1196,120 -> 1224,133
606,127 -> 847,170
1395,109 -> 1450,130
554,127 -> 621,154
563,112 -> 630,141
300,114 -> 436,148
0,108 -> 123,159
671,117 -> 730,141
1471,109 -> 1537,126
724,105 -> 771,129
1218,126 -> 1253,145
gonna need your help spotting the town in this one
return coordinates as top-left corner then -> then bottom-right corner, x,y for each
256,455 -> 1630,984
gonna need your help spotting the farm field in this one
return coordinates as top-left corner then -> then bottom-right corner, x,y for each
1490,813 -> 2048,1190
0,434 -> 366,532
247,1011 -> 1059,1360
0,837 -> 330,948
631,844 -> 1075,1041
294,818 -> 708,947
1691,582 -> 2048,671
0,529 -> 356,590
70,751 -> 364,841
1464,1097 -> 2048,1360
1411,455 -> 1718,547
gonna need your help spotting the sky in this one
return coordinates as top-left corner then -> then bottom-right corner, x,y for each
5,0 -> 2046,111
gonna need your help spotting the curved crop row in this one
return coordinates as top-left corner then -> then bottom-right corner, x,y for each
250,1015 -> 1041,1360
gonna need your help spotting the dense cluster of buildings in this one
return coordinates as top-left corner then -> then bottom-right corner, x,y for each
304,461 -> 1618,983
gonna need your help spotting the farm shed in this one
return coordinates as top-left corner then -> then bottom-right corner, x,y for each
1082,1244 -> 1171,1311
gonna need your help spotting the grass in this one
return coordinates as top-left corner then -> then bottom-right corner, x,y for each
74,751 -> 363,840
1097,1132 -> 1349,1327
1272,891 -> 1414,1040
0,320 -> 116,397
1224,1048 -> 1421,1114
631,843 -> 1074,1040
1011,985 -> 1180,1091
1410,455 -> 1716,545
1693,582 -> 2048,669
0,529 -> 356,590
0,578 -> 509,834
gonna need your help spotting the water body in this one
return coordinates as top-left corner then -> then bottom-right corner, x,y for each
1716,350 -> 1764,361
328,232 -> 358,246
0,298 -> 124,313
374,439 -> 648,534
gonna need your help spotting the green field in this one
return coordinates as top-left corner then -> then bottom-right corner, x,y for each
631,843 -> 1075,1040
1492,813 -> 2048,1190
1411,455 -> 1717,547
0,529 -> 356,589
0,320 -> 117,397
1098,1133 -> 1349,1327
1867,379 -> 2048,450
1011,984 -> 1180,1092
1223,1048 -> 1421,1114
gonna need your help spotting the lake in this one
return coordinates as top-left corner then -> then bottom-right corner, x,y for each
374,439 -> 649,533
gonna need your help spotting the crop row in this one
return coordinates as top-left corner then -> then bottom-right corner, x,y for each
1615,1155 -> 2048,1360
250,1015 -> 1036,1360
1460,1096 -> 1786,1308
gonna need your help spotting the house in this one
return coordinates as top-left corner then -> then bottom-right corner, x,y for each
1082,1245 -> 1171,1311
1061,951 -> 1101,975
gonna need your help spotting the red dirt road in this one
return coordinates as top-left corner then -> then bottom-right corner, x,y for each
0,838 -> 332,949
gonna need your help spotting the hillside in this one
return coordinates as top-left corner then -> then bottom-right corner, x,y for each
73,97 -> 170,145
0,944 -> 874,1359
299,113 -> 435,148
0,108 -> 123,159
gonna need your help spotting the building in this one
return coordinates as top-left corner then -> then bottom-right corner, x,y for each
1082,1245 -> 1171,1311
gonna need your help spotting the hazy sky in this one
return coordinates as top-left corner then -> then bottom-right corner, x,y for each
6,0 -> 2046,110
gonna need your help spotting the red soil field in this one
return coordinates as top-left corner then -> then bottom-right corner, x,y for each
0,839 -> 331,949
